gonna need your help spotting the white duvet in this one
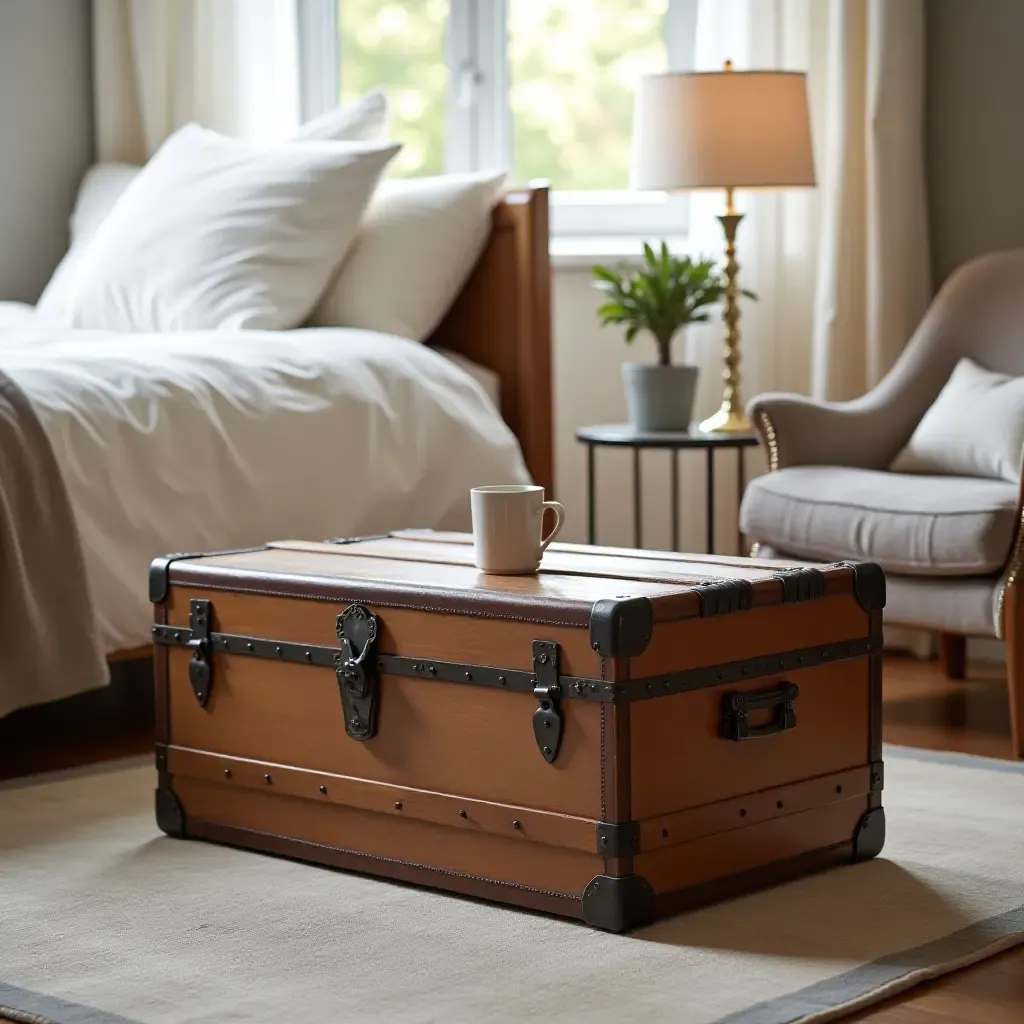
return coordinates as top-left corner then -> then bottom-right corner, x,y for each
0,306 -> 529,655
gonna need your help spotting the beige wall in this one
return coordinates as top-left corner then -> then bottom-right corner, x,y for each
927,0 -> 1024,284
0,0 -> 92,302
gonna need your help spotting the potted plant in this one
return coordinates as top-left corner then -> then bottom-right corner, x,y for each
593,242 -> 755,432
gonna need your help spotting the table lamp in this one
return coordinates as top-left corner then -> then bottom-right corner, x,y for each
632,63 -> 815,433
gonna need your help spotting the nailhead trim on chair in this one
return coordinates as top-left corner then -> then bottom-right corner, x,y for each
756,410 -> 780,472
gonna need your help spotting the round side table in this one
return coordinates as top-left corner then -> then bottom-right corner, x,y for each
576,424 -> 760,554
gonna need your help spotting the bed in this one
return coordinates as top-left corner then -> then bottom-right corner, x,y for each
0,186 -> 553,722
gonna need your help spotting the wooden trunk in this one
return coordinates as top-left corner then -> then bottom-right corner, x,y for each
151,531 -> 885,932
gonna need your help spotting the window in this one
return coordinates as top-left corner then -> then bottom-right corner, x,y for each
299,0 -> 698,237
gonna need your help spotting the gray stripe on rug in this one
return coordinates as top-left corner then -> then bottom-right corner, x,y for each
0,982 -> 142,1024
713,906 -> 1024,1024
884,744 -> 1024,774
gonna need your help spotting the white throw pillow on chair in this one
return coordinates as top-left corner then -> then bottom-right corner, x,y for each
891,357 -> 1024,483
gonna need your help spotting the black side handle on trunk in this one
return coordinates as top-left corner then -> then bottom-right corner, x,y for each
721,682 -> 799,741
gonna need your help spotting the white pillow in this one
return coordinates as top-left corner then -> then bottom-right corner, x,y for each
36,164 -> 143,317
311,170 -> 506,341
891,357 -> 1024,482
59,124 -> 400,332
69,164 -> 144,245
295,88 -> 389,143
38,91 -> 390,320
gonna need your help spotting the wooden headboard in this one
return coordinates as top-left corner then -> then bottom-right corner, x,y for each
426,187 -> 553,496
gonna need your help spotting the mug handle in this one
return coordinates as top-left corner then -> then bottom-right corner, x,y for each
540,501 -> 565,552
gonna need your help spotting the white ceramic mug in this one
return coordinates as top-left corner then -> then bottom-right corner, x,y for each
470,485 -> 565,574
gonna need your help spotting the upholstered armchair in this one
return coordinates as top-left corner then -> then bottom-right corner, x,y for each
740,251 -> 1024,758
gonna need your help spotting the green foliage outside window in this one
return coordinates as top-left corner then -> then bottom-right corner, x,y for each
339,0 -> 448,178
338,0 -> 667,186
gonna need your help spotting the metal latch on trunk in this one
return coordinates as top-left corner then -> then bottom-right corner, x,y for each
188,598 -> 213,707
335,604 -> 380,741
532,640 -> 563,764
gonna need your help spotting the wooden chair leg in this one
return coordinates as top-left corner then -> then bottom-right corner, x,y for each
938,632 -> 966,681
1005,603 -> 1024,759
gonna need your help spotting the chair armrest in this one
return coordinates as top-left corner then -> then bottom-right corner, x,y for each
748,393 -> 906,471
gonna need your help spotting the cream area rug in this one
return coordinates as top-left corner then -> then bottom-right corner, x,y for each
1,748 -> 1022,1024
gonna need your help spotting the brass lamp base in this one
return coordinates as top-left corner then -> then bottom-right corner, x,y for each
699,183 -> 749,436
699,405 -> 751,434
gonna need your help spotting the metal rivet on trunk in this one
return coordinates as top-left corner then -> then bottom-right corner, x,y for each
498,675 -> 507,686
512,820 -> 522,831
223,769 -> 231,779
458,809 -> 467,818
319,785 -> 327,795
394,801 -> 403,811
264,774 -> 272,784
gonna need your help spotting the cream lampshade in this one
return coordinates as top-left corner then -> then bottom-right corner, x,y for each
632,65 -> 815,433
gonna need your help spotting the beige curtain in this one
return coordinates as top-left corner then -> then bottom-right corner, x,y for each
811,0 -> 931,400
93,0 -> 301,164
689,0 -> 929,409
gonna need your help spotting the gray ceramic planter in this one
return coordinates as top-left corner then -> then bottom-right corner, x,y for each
622,363 -> 699,432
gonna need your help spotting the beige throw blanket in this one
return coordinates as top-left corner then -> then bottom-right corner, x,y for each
0,371 -> 107,718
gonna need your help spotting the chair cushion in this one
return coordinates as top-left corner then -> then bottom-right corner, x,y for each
754,545 -> 1001,635
740,467 -> 1019,575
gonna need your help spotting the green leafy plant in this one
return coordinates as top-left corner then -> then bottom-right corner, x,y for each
592,242 -> 756,367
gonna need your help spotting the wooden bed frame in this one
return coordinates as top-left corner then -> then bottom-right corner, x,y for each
1,185 -> 555,751
426,185 -> 553,495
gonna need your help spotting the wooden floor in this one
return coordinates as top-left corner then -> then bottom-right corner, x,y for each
1,654 -> 1021,1023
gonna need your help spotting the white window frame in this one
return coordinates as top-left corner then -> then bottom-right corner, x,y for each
298,0 -> 698,239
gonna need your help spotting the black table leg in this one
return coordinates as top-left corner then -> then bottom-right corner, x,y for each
737,448 -> 746,555
633,447 -> 642,549
706,447 -> 715,554
586,444 -> 596,545
670,449 -> 680,552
